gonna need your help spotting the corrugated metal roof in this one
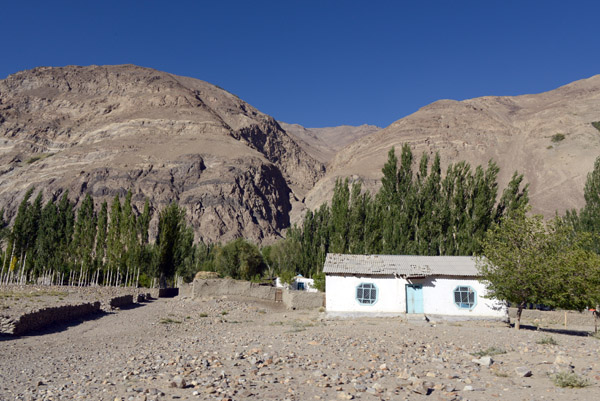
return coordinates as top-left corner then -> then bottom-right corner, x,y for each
323,254 -> 480,277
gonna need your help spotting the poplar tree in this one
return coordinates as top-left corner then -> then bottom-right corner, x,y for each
106,195 -> 122,280
33,200 -> 60,274
155,202 -> 186,287
330,178 -> 350,253
379,148 -> 398,253
95,201 -> 108,267
72,194 -> 96,273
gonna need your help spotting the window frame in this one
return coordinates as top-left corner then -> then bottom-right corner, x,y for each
453,285 -> 477,310
356,282 -> 378,305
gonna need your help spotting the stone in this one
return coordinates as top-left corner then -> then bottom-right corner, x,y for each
170,375 -> 186,389
472,356 -> 493,367
514,367 -> 532,377
554,355 -> 572,366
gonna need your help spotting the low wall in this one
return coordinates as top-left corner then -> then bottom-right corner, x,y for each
192,278 -> 324,310
282,290 -> 325,310
109,295 -> 134,309
178,283 -> 193,298
158,288 -> 179,298
193,279 -> 277,301
508,307 -> 596,328
1,302 -> 101,336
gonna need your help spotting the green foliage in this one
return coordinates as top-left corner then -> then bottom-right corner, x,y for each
312,271 -> 325,292
480,207 -> 600,328
288,144 -> 529,276
214,238 -> 266,280
551,133 -> 565,143
551,371 -> 590,388
592,121 -> 600,132
155,202 -> 189,287
471,347 -> 506,357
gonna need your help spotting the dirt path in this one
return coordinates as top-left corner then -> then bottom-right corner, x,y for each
1,296 -> 599,401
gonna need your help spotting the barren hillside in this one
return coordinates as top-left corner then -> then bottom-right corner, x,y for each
0,65 -> 325,243
279,122 -> 380,164
305,75 -> 600,217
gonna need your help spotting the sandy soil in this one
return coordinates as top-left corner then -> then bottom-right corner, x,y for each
1,295 -> 599,401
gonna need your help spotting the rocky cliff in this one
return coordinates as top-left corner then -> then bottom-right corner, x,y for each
0,65 -> 325,243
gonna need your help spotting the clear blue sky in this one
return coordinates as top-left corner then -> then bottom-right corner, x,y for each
2,1 -> 599,128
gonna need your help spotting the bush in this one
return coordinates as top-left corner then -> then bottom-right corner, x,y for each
551,133 -> 565,143
471,346 -> 506,357
214,238 -> 266,280
592,121 -> 600,132
536,336 -> 558,345
313,272 -> 325,292
551,371 -> 590,388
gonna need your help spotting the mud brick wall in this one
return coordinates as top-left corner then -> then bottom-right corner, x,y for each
192,279 -> 277,302
2,302 -> 101,336
192,278 -> 324,310
109,295 -> 134,309
281,290 -> 325,310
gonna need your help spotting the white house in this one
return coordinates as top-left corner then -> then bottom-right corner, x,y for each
323,253 -> 507,320
275,275 -> 318,292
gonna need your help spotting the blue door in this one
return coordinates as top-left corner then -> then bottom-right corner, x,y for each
406,284 -> 424,313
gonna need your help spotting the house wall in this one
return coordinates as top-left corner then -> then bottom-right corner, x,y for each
408,276 -> 507,318
326,274 -> 506,319
326,275 -> 407,314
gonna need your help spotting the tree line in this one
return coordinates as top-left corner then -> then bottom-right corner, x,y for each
0,189 -> 275,287
268,145 -> 529,281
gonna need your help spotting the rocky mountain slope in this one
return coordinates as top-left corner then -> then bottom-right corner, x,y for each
1,65 -> 598,244
278,122 -> 379,164
0,65 -> 325,243
305,75 -> 600,217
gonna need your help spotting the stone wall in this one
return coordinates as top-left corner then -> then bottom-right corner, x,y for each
109,295 -> 134,309
282,290 -> 325,310
193,279 -> 277,301
192,278 -> 324,310
1,302 -> 101,336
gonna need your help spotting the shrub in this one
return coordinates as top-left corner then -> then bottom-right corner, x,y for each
536,336 -> 558,345
592,121 -> 600,132
551,133 -> 565,143
472,346 -> 506,357
159,317 -> 182,324
551,371 -> 590,388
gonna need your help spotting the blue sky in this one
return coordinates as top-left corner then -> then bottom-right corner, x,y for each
1,1 -> 599,128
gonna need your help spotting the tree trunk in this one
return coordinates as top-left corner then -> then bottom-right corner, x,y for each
515,302 -> 525,330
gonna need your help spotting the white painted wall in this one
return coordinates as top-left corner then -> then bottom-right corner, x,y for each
409,277 -> 507,318
275,276 -> 318,292
326,274 -> 507,319
326,275 -> 407,313
294,277 -> 318,292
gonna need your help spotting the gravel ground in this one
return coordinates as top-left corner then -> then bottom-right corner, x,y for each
1,295 -> 599,401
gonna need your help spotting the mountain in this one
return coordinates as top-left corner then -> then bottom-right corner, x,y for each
305,75 -> 600,217
0,65 -> 325,243
278,122 -> 380,164
1,65 -> 598,244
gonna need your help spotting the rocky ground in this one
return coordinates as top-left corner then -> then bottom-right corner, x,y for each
1,294 -> 599,401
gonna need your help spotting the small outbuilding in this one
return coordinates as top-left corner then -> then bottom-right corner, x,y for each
323,253 -> 506,320
275,275 -> 318,292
